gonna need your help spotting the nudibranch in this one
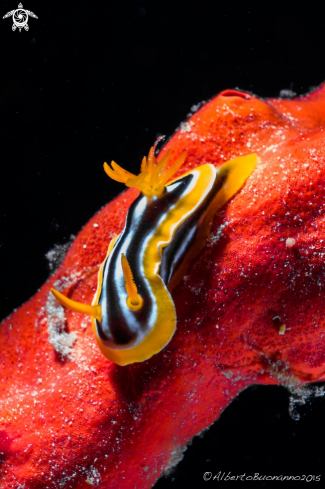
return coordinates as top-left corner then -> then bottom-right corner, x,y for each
51,147 -> 257,365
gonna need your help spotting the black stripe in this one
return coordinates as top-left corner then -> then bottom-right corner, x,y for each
96,174 -> 192,347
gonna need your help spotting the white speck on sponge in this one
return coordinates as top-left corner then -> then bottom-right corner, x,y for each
46,276 -> 80,357
45,235 -> 75,273
180,121 -> 194,133
85,466 -> 101,486
286,238 -> 296,247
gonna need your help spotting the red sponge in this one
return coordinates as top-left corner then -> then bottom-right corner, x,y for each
2,86 -> 325,488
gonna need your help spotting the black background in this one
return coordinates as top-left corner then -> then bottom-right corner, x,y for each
1,1 -> 325,488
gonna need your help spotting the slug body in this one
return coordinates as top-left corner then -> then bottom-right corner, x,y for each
51,148 -> 257,365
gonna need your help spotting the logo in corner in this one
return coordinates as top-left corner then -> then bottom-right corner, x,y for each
3,3 -> 38,32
